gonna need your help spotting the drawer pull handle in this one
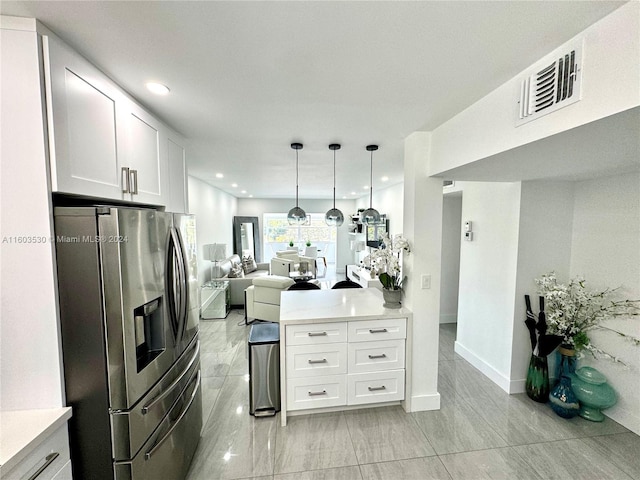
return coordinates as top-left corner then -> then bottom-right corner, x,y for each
369,328 -> 388,333
308,331 -> 328,337
308,390 -> 327,396
368,385 -> 387,392
27,452 -> 59,480
368,353 -> 387,359
308,358 -> 328,364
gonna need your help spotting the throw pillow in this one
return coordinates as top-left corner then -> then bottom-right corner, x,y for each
228,265 -> 244,278
242,255 -> 257,274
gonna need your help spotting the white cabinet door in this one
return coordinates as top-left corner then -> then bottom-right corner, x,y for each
122,102 -> 167,204
167,136 -> 187,213
43,34 -> 126,200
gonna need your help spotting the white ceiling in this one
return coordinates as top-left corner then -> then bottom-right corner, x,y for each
1,1 -> 627,199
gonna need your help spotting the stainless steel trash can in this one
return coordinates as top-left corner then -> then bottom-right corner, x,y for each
248,322 -> 281,416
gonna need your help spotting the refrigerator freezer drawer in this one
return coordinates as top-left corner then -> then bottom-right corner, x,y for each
114,370 -> 202,480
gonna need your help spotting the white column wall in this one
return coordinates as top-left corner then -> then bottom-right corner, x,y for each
455,182 -> 521,391
403,132 -> 441,411
440,194 -> 462,324
1,21 -> 64,409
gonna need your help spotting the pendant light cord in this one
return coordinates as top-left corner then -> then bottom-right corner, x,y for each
333,149 -> 337,209
369,149 -> 374,209
296,148 -> 299,208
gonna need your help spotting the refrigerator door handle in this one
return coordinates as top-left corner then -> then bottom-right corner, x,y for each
144,370 -> 201,460
141,342 -> 200,415
167,228 -> 182,340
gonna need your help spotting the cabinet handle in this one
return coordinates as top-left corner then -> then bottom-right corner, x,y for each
308,358 -> 327,364
130,169 -> 139,194
368,353 -> 387,359
27,452 -> 59,480
369,328 -> 388,334
308,331 -> 327,337
308,390 -> 327,396
121,167 -> 130,193
368,385 -> 386,392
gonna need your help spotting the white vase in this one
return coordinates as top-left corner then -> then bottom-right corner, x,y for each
382,288 -> 402,308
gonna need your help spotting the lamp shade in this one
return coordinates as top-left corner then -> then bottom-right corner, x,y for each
203,243 -> 227,261
362,144 -> 380,225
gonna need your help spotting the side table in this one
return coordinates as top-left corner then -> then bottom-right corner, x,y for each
201,281 -> 230,319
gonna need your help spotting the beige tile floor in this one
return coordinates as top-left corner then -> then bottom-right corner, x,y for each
187,317 -> 640,480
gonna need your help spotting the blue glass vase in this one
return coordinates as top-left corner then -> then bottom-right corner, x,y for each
525,354 -> 550,403
555,345 -> 576,382
549,375 -> 580,418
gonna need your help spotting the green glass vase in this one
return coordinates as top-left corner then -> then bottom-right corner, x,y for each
568,366 -> 617,422
525,354 -> 550,403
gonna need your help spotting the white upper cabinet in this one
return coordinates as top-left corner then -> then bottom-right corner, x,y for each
42,31 -> 186,207
43,33 -> 126,200
167,136 -> 188,213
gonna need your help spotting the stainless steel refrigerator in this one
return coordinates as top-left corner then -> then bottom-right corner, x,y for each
54,206 -> 201,480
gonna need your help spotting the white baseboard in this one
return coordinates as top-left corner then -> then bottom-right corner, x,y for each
605,407 -> 640,436
454,341 -> 513,394
408,392 -> 441,412
439,314 -> 457,324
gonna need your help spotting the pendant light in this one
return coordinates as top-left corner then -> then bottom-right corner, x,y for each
361,144 -> 381,225
325,143 -> 344,226
287,142 -> 307,225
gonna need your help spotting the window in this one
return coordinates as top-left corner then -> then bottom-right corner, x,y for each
262,213 -> 336,265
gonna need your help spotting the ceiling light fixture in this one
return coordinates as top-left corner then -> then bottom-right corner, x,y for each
145,82 -> 170,95
287,143 -> 307,225
361,145 -> 381,225
216,173 -> 224,178
325,144 -> 344,226
231,183 -> 238,188
381,176 -> 389,182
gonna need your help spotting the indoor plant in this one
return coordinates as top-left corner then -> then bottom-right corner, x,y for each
536,272 -> 640,363
363,233 -> 410,307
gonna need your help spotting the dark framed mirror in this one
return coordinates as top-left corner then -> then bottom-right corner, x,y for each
366,215 -> 389,248
233,216 -> 261,262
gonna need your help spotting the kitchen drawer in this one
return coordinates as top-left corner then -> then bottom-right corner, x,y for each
286,375 -> 347,411
3,424 -> 71,480
286,322 -> 347,346
347,370 -> 405,405
348,339 -> 405,373
286,343 -> 348,378
348,318 -> 406,342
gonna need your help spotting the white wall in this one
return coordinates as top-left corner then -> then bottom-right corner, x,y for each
569,172 -> 640,434
455,182 -> 522,391
440,193 -> 462,324
188,176 -> 237,284
511,181 -> 575,390
429,1 -> 640,175
0,20 -> 64,410
237,198 -> 356,273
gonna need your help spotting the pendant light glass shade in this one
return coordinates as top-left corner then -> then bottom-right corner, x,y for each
361,144 -> 381,225
325,144 -> 344,226
287,143 -> 308,225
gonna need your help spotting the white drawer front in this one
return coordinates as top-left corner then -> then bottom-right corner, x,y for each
287,375 -> 347,411
286,322 -> 347,346
348,318 -> 406,342
4,424 -> 71,480
348,339 -> 405,373
347,370 -> 405,405
287,343 -> 348,378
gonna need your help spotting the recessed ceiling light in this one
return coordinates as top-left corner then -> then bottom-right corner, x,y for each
215,173 -> 224,179
381,176 -> 389,182
363,185 -> 369,189
231,183 -> 238,188
342,196 -> 347,199
145,82 -> 170,95
351,191 -> 357,195
241,190 -> 247,194
249,194 -> 253,198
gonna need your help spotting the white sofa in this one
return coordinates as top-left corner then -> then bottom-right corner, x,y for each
245,276 -> 295,323
269,250 -> 317,278
212,254 -> 270,306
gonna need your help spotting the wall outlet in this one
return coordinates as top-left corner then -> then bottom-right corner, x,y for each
421,274 -> 431,289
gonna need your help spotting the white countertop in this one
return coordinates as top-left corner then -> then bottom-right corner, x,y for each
280,288 -> 411,324
0,407 -> 72,474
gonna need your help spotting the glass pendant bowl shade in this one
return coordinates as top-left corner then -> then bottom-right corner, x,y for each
287,142 -> 307,225
362,144 -> 381,225
325,144 -> 344,226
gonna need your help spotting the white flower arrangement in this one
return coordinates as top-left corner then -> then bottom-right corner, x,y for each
535,272 -> 640,360
362,233 -> 411,290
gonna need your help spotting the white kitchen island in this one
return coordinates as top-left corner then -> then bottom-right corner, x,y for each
279,288 -> 412,426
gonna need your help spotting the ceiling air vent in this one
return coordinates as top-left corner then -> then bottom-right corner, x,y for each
516,40 -> 583,126
443,180 -> 454,188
